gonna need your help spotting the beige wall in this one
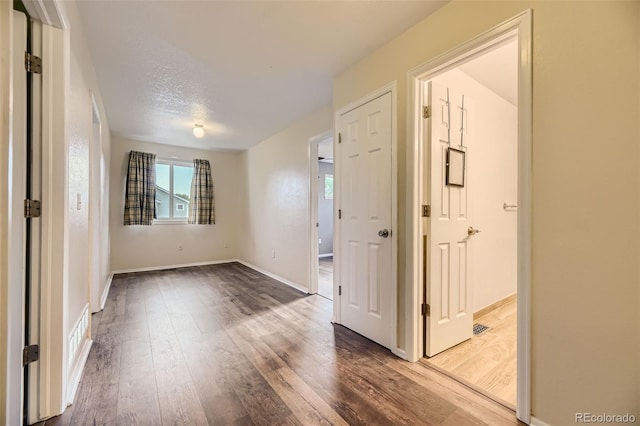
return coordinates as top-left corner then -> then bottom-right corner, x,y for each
334,1 -> 640,423
238,105 -> 332,291
110,136 -> 242,271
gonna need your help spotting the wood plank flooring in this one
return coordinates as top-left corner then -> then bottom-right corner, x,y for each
42,263 -> 521,425
318,256 -> 333,300
423,296 -> 517,407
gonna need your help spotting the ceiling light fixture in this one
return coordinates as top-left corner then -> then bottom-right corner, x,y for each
193,124 -> 205,138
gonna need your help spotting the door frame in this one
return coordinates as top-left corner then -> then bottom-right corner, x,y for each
308,129 -> 333,298
333,81 -> 399,356
89,92 -> 102,314
405,10 -> 532,423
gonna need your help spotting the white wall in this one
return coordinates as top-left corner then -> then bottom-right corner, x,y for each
334,1 -> 640,423
238,105 -> 332,291
62,0 -> 112,406
109,136 -> 242,271
433,68 -> 518,313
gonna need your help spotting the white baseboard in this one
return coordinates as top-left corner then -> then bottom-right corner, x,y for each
111,259 -> 309,295
530,416 -> 552,426
318,253 -> 333,258
393,347 -> 408,360
66,338 -> 92,405
236,260 -> 309,294
111,259 -> 237,275
100,273 -> 114,311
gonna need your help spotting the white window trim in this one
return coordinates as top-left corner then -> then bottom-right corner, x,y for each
155,158 -> 193,223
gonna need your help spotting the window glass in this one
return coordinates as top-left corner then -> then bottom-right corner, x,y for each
155,162 -> 193,220
155,163 -> 171,219
173,165 -> 192,218
324,174 -> 334,199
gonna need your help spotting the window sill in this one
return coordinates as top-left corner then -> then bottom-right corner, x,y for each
153,219 -> 189,225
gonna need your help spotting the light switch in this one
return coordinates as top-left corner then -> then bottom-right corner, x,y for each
76,193 -> 82,210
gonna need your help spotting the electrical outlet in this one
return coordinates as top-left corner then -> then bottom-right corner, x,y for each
319,238 -> 322,244
272,249 -> 276,259
224,241 -> 229,248
178,243 -> 183,251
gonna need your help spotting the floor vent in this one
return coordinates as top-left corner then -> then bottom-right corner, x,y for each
473,323 -> 489,336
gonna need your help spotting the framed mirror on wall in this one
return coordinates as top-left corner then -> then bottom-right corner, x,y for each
446,147 -> 466,187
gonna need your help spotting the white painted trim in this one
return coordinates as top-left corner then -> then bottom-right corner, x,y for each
515,12 -> 533,425
393,348 -> 408,361
0,3 -> 12,422
38,21 -> 67,418
405,9 -> 532,425
22,0 -> 68,29
530,416 -> 551,426
334,81 -> 398,353
100,273 -> 113,311
236,260 -> 309,294
89,91 -> 102,315
111,259 -> 237,275
308,129 -> 332,296
318,253 -> 333,259
65,338 -> 92,406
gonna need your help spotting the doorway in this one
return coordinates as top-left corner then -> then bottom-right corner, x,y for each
421,39 -> 519,407
317,138 -> 334,300
406,11 -> 532,424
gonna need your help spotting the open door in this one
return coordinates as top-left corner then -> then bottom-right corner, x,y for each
424,81 -> 476,357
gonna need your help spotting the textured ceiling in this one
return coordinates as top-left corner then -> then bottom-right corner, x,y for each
77,1 -> 446,151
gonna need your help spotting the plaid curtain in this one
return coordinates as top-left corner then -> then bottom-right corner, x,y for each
189,159 -> 215,225
123,151 -> 156,225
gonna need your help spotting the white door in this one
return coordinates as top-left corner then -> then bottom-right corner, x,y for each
424,81 -> 476,357
337,92 -> 393,349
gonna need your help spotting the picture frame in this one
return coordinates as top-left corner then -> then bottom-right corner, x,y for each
446,147 -> 466,187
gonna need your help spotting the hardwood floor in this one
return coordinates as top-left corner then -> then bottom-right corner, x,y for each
318,256 -> 333,300
42,263 -> 521,425
423,296 -> 517,407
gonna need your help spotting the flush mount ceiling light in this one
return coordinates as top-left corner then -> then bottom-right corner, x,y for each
193,124 -> 205,138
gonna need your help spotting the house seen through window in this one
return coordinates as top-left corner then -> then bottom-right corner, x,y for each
155,161 -> 193,220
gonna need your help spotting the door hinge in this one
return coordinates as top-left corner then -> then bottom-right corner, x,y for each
24,199 -> 41,218
422,204 -> 431,218
25,52 -> 42,74
421,303 -> 430,316
338,209 -> 342,219
23,345 -> 39,366
338,133 -> 342,144
338,285 -> 342,296
423,106 -> 431,119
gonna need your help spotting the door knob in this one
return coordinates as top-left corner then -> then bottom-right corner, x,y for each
378,229 -> 390,238
467,227 -> 481,236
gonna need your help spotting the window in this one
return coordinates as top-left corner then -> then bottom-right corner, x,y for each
155,160 -> 194,221
324,174 -> 334,199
